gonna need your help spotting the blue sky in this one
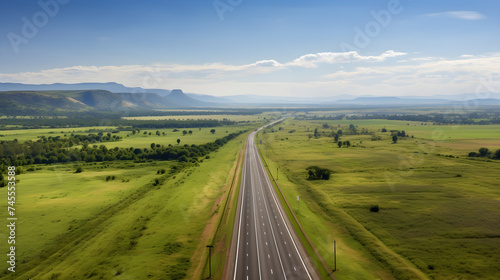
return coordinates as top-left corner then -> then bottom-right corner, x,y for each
0,0 -> 499,97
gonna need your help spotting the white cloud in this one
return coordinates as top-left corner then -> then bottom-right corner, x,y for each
0,51 -> 498,97
287,50 -> 406,68
0,50 -> 404,85
423,11 -> 486,20
410,57 -> 444,61
321,53 -> 500,96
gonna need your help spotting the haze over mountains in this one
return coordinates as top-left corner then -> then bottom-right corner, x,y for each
0,82 -> 499,113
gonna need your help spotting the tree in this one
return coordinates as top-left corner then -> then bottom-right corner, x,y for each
83,140 -> 90,150
478,147 -> 490,157
334,134 -> 339,142
306,166 -> 331,180
188,130 -> 193,135
156,130 -> 160,136
392,135 -> 398,143
381,128 -> 387,132
75,166 -> 83,173
493,149 -> 500,159
314,128 -> 319,138
151,143 -> 156,149
337,141 -> 342,148
210,129 -> 216,134
177,139 -> 181,145
349,124 -> 357,134
308,134 -> 313,140
183,130 -> 188,136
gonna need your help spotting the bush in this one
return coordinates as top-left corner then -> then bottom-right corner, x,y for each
370,205 -> 380,212
75,166 -> 83,173
478,147 -> 490,157
306,166 -> 331,180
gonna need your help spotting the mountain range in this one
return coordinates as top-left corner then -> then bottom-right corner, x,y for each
0,82 -> 499,114
0,87 -> 211,115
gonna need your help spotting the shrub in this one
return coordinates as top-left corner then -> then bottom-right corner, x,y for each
306,166 -> 331,180
75,166 -> 83,173
479,147 -> 490,157
370,205 -> 380,212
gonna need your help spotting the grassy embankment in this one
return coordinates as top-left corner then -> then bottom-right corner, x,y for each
257,118 -> 500,280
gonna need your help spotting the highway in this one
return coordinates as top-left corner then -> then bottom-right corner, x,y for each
229,122 -> 320,280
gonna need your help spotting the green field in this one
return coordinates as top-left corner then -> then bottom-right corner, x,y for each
123,114 -> 265,122
0,124 -> 261,151
0,126 -> 118,142
102,125 -> 253,149
0,124 -> 249,279
257,118 -> 500,280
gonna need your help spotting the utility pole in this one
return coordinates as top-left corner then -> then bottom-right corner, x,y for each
207,245 -> 213,278
334,240 -> 337,271
277,167 -> 278,180
297,196 -> 299,212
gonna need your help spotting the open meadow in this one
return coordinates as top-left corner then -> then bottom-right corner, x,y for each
257,117 -> 500,280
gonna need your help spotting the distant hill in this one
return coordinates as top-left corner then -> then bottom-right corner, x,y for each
186,93 -> 235,104
168,89 -> 210,107
333,96 -> 455,106
0,82 -> 172,96
0,89 -> 212,115
0,91 -> 89,114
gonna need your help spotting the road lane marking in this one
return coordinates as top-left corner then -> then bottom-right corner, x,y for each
233,144 -> 248,280
253,140 -> 313,280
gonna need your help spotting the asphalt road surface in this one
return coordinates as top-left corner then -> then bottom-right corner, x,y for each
230,123 -> 320,280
